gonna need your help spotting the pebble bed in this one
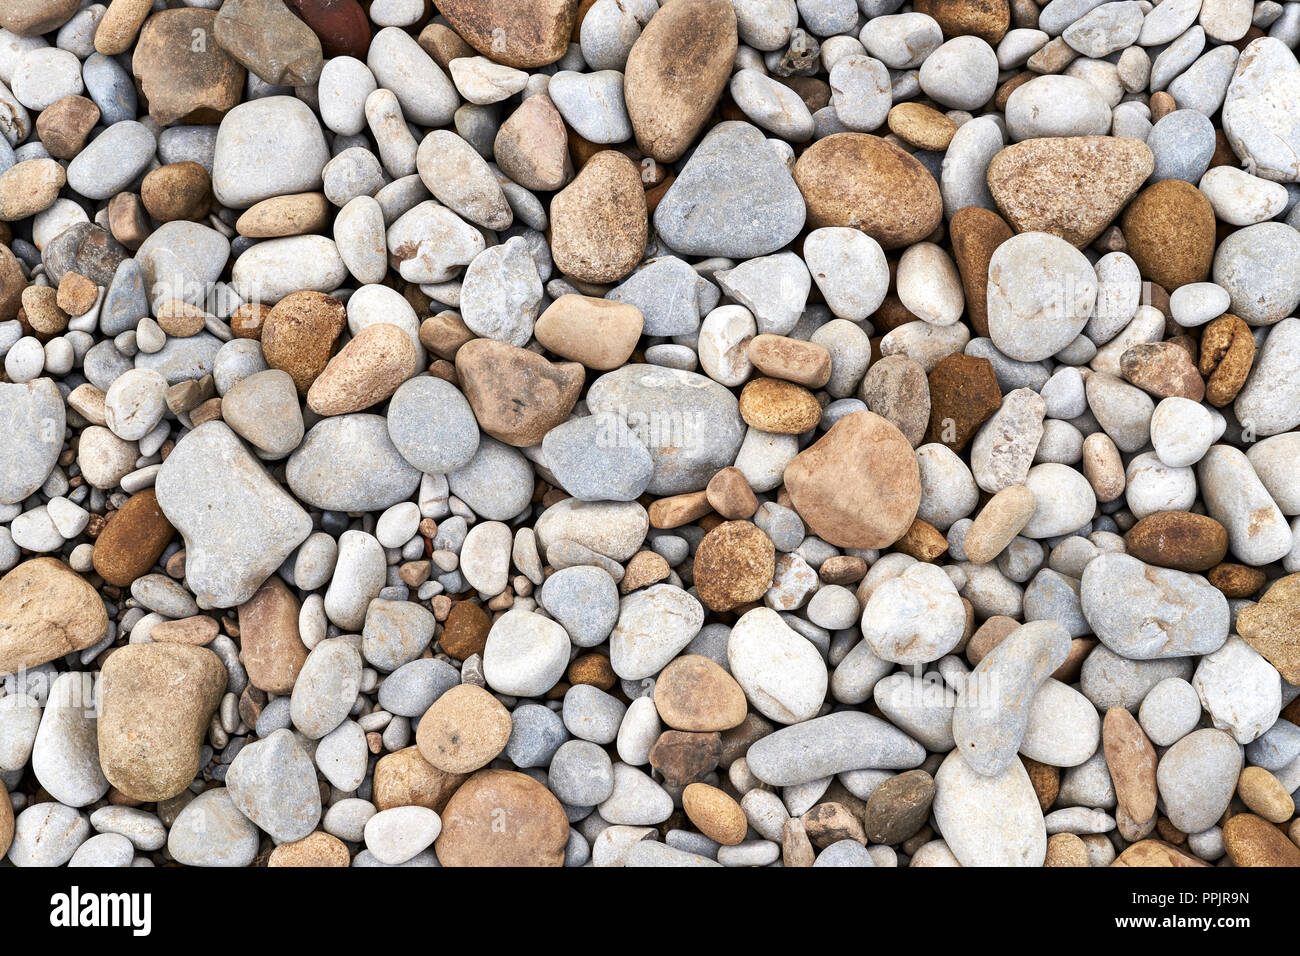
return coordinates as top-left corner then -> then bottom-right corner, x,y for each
0,0 -> 1298,870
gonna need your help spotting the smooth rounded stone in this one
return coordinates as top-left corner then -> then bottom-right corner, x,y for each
610,584 -> 704,681
211,96 -> 328,208
1221,38 -> 1300,183
231,235 -> 348,305
103,368 -> 166,442
220,369 -> 303,458
653,121 -> 804,259
1137,677 -> 1201,746
861,562 -> 964,664
696,305 -> 756,386
226,728 -> 322,842
8,802 -> 89,867
548,739 -> 615,807
860,12 -> 942,67
0,378 -> 64,505
1124,452 -> 1196,520
1061,0 -> 1141,55
459,521 -> 512,598
1156,728 -> 1242,834
1197,444 -> 1293,565
165,789 -> 258,867
378,659 -> 459,718
953,620 -> 1071,776
134,219 -> 226,307
32,672 -> 107,807
726,608 -> 827,725
290,637 -> 362,739
1081,553 -> 1229,659
585,365 -> 744,496
918,36 -> 997,110
1248,433 -> 1300,515
88,806 -> 167,852
933,750 -> 1046,866
1149,397 -> 1214,468
387,201 -> 484,283
1019,463 -> 1096,538
366,26 -> 457,127
548,70 -> 632,144
562,685 -> 626,746
211,339 -> 268,397
746,711 -> 925,787
318,56 -> 376,135
323,531 -> 384,631
598,762 -> 674,826
1200,166 -> 1288,226
606,256 -> 708,338
506,703 -> 569,769
67,832 -> 133,868
803,227 -> 888,321
363,599 -> 435,672
729,68 -> 814,141
1020,679 -> 1100,767
415,129 -> 510,231
941,116 -> 1003,216
625,840 -> 722,868
287,414 -> 420,513
63,121 -> 154,203
813,839 -> 877,867
364,806 -> 442,865
1005,75 -> 1111,140
439,437 -> 529,522
0,693 -> 40,771
987,232 -> 1097,362
542,412 -> 653,503
333,197 -> 386,288
482,609 -> 570,698
1080,644 -> 1194,713
538,566 -> 619,648
1146,109 -> 1215,184
1193,635 -> 1281,744
1235,318 -> 1300,437
534,498 -> 648,564
1213,223 -> 1300,327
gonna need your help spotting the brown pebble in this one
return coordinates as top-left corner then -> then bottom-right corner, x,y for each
915,0 -> 1010,43
1208,562 -> 1266,598
1119,341 -> 1206,401
22,285 -> 68,335
619,550 -> 670,593
683,782 -> 747,845
268,831 -> 350,867
494,94 -> 572,192
819,555 -> 867,585
1125,510 -> 1229,572
1044,832 -> 1090,866
140,161 -> 213,223
235,192 -> 332,238
865,768 -> 935,844
649,730 -> 722,787
435,0 -> 575,68
567,652 -> 617,690
654,654 -> 747,732
419,310 -> 476,361
416,684 -> 512,774
924,353 -> 1002,450
56,272 -> 98,317
1021,756 -> 1060,812
887,102 -> 957,150
455,338 -> 584,446
92,489 -> 175,587
967,615 -> 1019,666
892,516 -> 949,562
1198,313 -> 1255,407
372,746 -> 466,812
1237,573 -> 1300,684
1121,179 -> 1216,291
307,322 -> 418,416
261,290 -> 347,396
36,95 -> 100,160
230,302 -> 270,339
705,466 -> 758,520
107,192 -> 151,250
738,377 -> 822,434
1111,839 -> 1208,866
150,615 -> 219,646
782,816 -> 816,866
133,8 -> 246,125
549,151 -> 647,283
804,801 -> 867,848
1103,706 -> 1158,824
435,769 -> 569,867
1223,813 -> 1300,866
418,22 -> 474,68
1237,766 -> 1295,823
950,206 -> 1013,338
793,133 -> 943,249
534,294 -> 643,370
692,520 -> 775,612
237,575 -> 308,694
155,300 -> 208,338
648,490 -> 713,529
859,354 -> 931,448
747,333 -> 832,388
439,601 -> 490,660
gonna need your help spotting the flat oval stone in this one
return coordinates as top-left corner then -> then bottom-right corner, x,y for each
211,96 -> 328,209
727,607 -> 827,725
1156,727 -> 1242,834
435,768 -> 569,866
0,378 -> 64,505
287,413 -> 421,512
746,711 -> 926,787
610,584 -> 704,680
1081,553 -> 1229,659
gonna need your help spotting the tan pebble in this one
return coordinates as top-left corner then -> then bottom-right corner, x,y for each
1044,832 -> 1090,866
1111,838 -> 1209,866
1120,341 -> 1205,401
1081,431 -> 1125,502
619,550 -> 670,593
235,192 -> 332,238
372,746 -> 466,812
416,684 -> 512,774
549,151 -> 647,283
0,159 -> 66,221
1103,706 -> 1158,823
418,311 -> 475,361
1198,313 -> 1255,407
964,485 -> 1036,563
1223,813 -> 1300,866
892,516 -> 949,562
306,322 -> 418,416
819,555 -> 867,585
107,192 -> 151,250
534,294 -> 643,370
804,801 -> 866,848
738,377 -> 822,434
133,8 -> 246,125
435,0 -> 576,68
0,558 -> 110,675
190,396 -> 222,427
150,615 -> 219,645
1238,766 -> 1294,824
56,272 -> 99,317
1122,179 -> 1216,291
782,817 -> 815,866
268,831 -> 350,867
705,466 -> 758,520
747,333 -> 832,388
654,654 -> 748,732
1021,756 -> 1060,812
95,0 -> 154,54
648,490 -> 713,529
887,102 -> 958,151
1150,90 -> 1176,121
155,299 -> 209,337
434,769 -> 569,866
1238,574 -> 1300,684
966,615 -> 1019,666
417,22 -> 475,69
230,302 -> 270,340
21,285 -> 68,335
567,651 -> 617,689
793,133 -> 942,249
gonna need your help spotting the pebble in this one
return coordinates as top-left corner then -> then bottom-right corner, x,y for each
932,750 -> 1046,866
1156,728 -> 1242,834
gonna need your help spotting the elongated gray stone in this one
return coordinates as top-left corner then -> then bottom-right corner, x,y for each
0,378 -> 64,505
746,711 -> 926,786
952,620 -> 1070,776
